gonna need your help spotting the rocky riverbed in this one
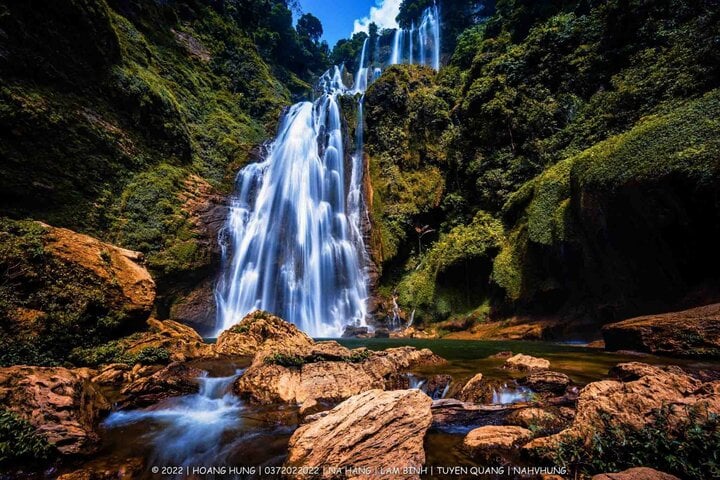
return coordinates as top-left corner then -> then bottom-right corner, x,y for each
2,311 -> 719,480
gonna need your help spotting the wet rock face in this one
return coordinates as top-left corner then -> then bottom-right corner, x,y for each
602,303 -> 720,358
215,310 -> 314,357
286,389 -> 433,480
0,366 -> 110,455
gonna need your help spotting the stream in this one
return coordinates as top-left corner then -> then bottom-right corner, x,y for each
93,339 -> 712,480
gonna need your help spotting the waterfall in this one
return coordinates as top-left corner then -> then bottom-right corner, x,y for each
103,371 -> 245,467
215,4 -> 442,338
387,4 -> 440,70
215,65 -> 370,338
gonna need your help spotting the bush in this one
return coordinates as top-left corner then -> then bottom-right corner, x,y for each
549,408 -> 720,480
0,410 -> 55,467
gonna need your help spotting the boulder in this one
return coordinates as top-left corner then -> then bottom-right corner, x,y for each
459,373 -> 484,402
602,304 -> 720,358
286,389 -> 432,479
121,318 -> 215,362
215,310 -> 314,357
0,366 -> 110,455
524,363 -> 720,452
91,363 -> 159,389
463,426 -> 533,457
119,362 -> 203,408
591,467 -> 680,480
235,346 -> 443,405
519,371 -> 571,394
505,407 -> 562,433
42,224 -> 155,318
504,354 -> 550,371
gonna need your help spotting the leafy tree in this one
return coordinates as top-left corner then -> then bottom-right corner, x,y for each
297,13 -> 322,42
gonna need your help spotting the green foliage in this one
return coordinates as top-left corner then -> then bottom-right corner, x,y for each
397,212 -> 504,322
69,341 -> 171,367
549,409 -> 720,480
263,349 -> 373,368
0,410 -> 55,467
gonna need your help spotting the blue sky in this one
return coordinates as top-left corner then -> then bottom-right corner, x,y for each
296,0 -> 402,47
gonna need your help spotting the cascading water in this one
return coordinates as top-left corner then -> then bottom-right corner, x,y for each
103,371 -> 245,467
216,6 -> 442,338
215,60 -> 372,338
389,4 -> 440,70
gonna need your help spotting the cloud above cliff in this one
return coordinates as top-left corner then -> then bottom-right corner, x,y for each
352,0 -> 401,34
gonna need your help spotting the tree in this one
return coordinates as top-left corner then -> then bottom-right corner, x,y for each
297,13 -> 323,43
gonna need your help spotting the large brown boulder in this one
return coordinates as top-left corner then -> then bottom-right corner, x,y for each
215,310 -> 314,357
235,345 -> 444,405
602,303 -> 720,358
0,366 -> 110,455
591,467 -> 680,480
42,224 -> 156,317
286,389 -> 433,479
524,363 -> 720,453
463,425 -> 533,457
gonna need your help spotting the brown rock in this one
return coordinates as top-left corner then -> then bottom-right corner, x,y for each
505,407 -> 562,433
463,425 -> 533,456
286,389 -> 432,479
119,362 -> 203,408
519,371 -> 571,394
504,354 -> 550,371
215,310 -> 314,358
525,363 -> 720,453
459,373 -> 484,401
121,318 -> 215,362
602,303 -> 720,358
431,399 -> 520,427
235,345 -> 444,405
0,366 -> 109,455
591,467 -> 680,480
42,223 -> 155,318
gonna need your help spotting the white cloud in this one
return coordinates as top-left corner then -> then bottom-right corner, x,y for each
352,0 -> 402,35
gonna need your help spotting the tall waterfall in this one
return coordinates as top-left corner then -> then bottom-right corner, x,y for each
389,4 -> 440,70
215,5 -> 442,337
215,67 -> 370,337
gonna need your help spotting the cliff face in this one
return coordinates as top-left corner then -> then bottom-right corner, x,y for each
363,0 -> 720,334
0,0 -> 327,332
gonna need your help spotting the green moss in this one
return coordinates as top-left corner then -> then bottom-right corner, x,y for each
0,409 -> 55,467
397,211 -> 504,322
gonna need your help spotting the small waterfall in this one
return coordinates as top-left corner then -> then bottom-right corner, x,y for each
215,64 -> 370,338
491,384 -> 534,405
387,4 -> 440,70
103,371 -> 244,467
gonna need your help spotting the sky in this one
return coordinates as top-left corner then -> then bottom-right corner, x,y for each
296,0 -> 402,47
